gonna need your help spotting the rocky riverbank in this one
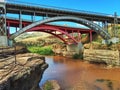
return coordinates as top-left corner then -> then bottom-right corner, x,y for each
0,53 -> 48,90
84,49 -> 120,66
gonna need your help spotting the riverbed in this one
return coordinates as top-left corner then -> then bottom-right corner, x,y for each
40,56 -> 120,90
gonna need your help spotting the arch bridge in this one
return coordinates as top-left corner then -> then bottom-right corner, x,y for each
6,17 -> 94,44
1,1 -> 120,46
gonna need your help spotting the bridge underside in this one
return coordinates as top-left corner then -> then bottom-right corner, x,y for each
7,18 -> 94,44
10,16 -> 111,43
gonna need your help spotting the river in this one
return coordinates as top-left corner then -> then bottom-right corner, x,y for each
40,56 -> 120,90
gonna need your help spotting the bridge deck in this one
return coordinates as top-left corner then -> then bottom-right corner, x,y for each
6,3 -> 120,23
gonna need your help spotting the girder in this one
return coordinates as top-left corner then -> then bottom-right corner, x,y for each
6,3 -> 120,23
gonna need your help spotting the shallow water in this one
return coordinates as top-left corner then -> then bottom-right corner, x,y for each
40,56 -> 120,90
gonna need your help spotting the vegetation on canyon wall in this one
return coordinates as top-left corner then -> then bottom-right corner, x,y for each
42,81 -> 53,90
27,46 -> 54,55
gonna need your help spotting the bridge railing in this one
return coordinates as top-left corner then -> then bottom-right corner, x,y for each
6,0 -> 114,17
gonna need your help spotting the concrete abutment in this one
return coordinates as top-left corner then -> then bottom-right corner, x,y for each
0,36 -> 13,47
0,36 -> 8,47
66,42 -> 84,54
61,42 -> 84,57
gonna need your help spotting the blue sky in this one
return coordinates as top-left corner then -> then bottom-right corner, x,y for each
8,0 -> 120,15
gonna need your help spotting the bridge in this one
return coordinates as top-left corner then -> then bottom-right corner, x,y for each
6,17 -> 94,44
0,0 -> 120,46
6,3 -> 120,23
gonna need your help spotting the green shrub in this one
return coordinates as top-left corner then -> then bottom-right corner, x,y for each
43,81 -> 53,90
72,53 -> 83,59
27,46 -> 54,55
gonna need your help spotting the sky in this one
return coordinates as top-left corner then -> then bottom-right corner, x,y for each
7,0 -> 120,16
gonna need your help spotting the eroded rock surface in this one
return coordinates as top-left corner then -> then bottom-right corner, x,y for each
0,53 -> 48,90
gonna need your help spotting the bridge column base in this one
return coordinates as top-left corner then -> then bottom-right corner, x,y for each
0,36 -> 8,47
8,39 -> 13,47
66,42 -> 84,54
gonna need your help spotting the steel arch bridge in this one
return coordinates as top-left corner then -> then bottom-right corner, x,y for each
7,17 -> 94,44
10,16 -> 111,44
26,25 -> 81,44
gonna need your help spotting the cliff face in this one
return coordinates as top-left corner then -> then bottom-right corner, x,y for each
84,49 -> 120,66
0,53 -> 48,90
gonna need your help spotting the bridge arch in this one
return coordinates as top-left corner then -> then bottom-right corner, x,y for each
10,16 -> 111,40
26,26 -> 79,44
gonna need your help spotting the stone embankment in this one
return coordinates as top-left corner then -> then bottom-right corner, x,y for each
0,53 -> 48,90
84,49 -> 120,66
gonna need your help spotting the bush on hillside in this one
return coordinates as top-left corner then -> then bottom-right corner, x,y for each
27,46 -> 54,55
42,81 -> 53,90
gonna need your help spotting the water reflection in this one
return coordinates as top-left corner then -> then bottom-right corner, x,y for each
40,56 -> 120,90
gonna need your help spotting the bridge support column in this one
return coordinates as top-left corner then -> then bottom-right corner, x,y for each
19,10 -> 22,29
113,12 -> 118,37
102,21 -> 109,34
66,42 -> 84,54
0,36 -> 8,46
89,31 -> 93,49
8,39 -> 13,47
32,12 -> 36,22
0,1 -> 8,47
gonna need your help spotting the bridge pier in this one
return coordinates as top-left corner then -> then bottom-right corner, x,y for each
0,36 -> 13,47
0,36 -> 8,46
66,42 -> 84,54
0,0 -> 8,47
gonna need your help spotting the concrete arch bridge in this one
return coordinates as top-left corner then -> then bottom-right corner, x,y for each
9,16 -> 111,44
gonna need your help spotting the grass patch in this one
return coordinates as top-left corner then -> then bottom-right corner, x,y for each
27,46 -> 54,55
43,81 -> 53,90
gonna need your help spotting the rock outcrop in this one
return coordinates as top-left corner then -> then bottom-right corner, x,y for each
84,49 -> 120,66
0,53 -> 48,90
